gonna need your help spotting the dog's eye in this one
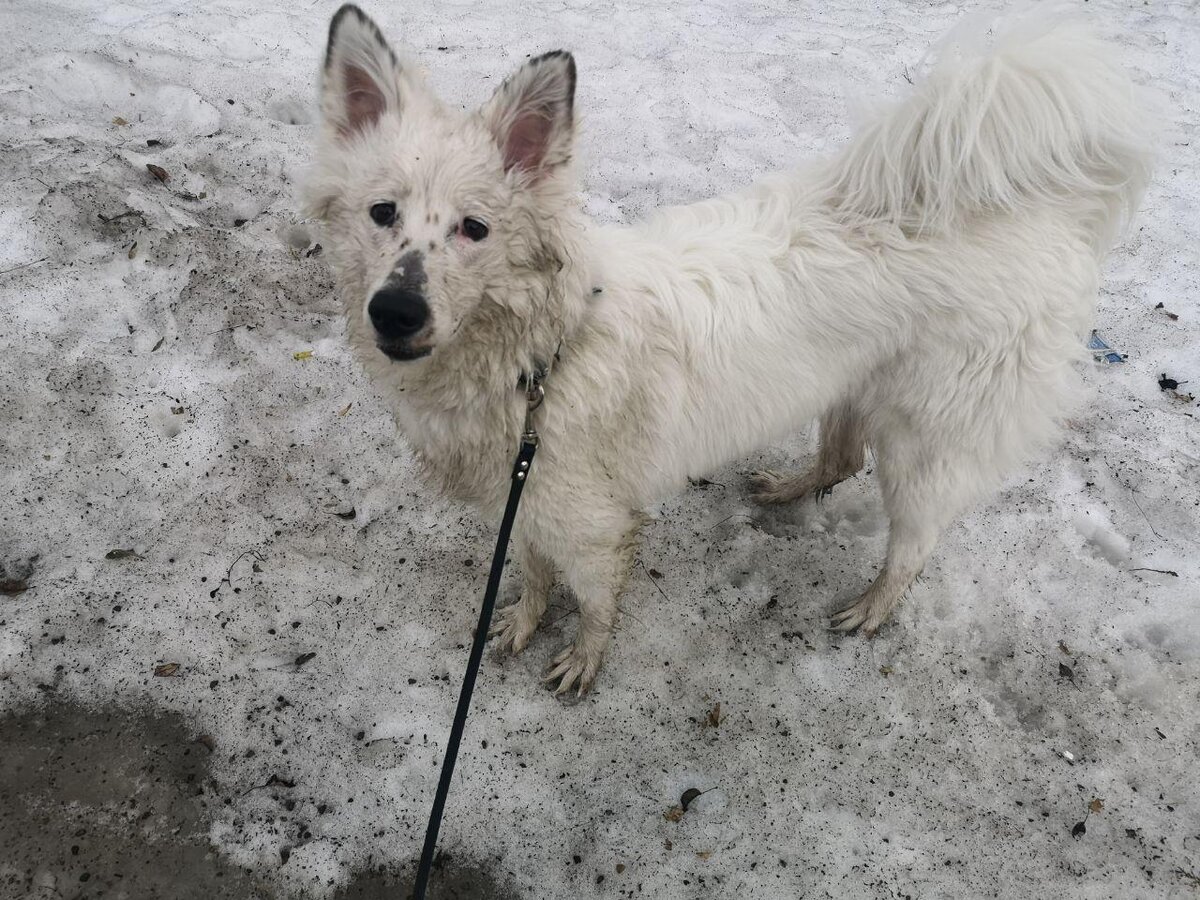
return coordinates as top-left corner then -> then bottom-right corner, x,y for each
369,202 -> 396,227
461,217 -> 489,242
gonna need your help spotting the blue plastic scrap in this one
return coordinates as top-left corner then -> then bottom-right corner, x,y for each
1088,331 -> 1126,364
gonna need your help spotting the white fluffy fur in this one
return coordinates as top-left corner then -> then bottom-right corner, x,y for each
307,5 -> 1152,694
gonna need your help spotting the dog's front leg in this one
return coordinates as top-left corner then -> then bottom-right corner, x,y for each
543,514 -> 641,697
489,540 -> 554,655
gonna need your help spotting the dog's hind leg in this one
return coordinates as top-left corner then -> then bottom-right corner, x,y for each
830,429 -> 980,636
750,402 -> 866,504
543,512 -> 642,697
489,540 -> 554,655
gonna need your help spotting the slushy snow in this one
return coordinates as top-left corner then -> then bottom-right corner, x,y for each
1,0 -> 1197,897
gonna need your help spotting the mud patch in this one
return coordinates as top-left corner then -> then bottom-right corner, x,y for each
0,701 -> 519,900
330,861 -> 520,900
0,702 -> 270,899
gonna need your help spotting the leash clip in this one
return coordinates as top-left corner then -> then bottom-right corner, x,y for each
521,370 -> 545,452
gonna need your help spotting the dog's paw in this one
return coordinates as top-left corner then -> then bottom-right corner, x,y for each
747,469 -> 794,505
543,641 -> 603,697
750,469 -> 842,505
830,592 -> 886,637
488,602 -> 540,655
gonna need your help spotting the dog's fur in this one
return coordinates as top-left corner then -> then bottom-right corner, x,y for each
307,5 -> 1151,694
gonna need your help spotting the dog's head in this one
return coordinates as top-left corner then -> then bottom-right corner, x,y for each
306,4 -> 578,364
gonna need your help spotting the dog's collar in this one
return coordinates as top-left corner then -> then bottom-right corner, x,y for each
516,359 -> 554,392
516,340 -> 563,392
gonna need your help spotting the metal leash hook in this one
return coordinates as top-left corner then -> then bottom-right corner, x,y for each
411,372 -> 543,900
521,371 -> 545,456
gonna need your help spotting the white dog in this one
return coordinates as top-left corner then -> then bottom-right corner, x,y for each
307,5 -> 1151,694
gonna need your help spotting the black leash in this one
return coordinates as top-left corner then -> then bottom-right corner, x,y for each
411,375 -> 544,900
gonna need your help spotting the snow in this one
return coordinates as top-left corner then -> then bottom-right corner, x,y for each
1,0 -> 1197,897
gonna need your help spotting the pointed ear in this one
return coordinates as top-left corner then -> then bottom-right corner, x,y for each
481,51 -> 577,181
320,5 -> 406,139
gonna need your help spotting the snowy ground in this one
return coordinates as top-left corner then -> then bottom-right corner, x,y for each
2,0 -> 1198,897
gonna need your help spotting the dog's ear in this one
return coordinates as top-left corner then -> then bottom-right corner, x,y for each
481,51 -> 576,182
321,5 -> 408,139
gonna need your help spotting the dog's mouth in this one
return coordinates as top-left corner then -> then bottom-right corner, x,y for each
377,340 -> 432,362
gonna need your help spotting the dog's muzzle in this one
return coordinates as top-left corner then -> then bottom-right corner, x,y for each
369,287 -> 431,360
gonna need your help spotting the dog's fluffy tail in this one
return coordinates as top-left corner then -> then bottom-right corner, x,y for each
821,8 -> 1153,252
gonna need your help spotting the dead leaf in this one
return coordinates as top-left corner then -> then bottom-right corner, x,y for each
151,337 -> 164,352
879,665 -> 893,677
127,242 -> 137,259
1089,798 -> 1104,814
293,350 -> 313,361
335,508 -> 356,520
294,652 -> 317,668
146,164 -> 171,184
663,839 -> 673,851
615,864 -> 625,874
1071,820 -> 1086,838
1059,663 -> 1075,681
705,702 -> 721,728
338,402 -> 353,417
679,787 -> 702,812
1057,640 -> 1071,655
112,116 -> 128,126
195,734 -> 216,752
663,805 -> 684,822
696,851 -> 712,860
1155,302 -> 1180,321
105,549 -> 140,560
1,578 -> 29,595
154,662 -> 180,677
648,568 -> 663,579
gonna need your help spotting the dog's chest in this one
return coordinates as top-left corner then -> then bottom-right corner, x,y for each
396,399 -> 522,512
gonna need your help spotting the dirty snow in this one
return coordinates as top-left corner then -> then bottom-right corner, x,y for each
1,0 -> 1198,897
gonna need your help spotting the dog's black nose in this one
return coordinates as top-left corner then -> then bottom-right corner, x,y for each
368,288 -> 428,339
